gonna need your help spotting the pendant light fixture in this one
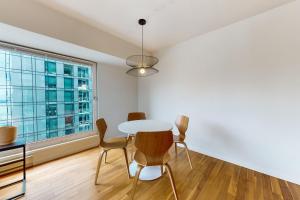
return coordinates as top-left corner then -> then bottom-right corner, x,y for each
126,19 -> 159,77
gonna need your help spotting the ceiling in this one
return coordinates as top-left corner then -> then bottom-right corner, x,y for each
33,0 -> 292,52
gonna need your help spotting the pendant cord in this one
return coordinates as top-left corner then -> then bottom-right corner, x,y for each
141,24 -> 144,67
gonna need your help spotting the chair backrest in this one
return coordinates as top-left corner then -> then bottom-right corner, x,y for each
175,115 -> 189,141
128,112 -> 146,121
96,118 -> 107,146
135,131 -> 173,166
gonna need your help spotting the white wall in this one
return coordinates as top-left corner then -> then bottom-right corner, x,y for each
98,64 -> 138,138
138,1 -> 300,184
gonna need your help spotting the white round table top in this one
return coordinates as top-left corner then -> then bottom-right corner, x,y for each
118,120 -> 173,134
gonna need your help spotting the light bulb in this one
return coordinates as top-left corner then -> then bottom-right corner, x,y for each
139,68 -> 145,74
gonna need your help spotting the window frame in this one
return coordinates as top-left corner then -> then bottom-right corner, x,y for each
0,41 -> 98,151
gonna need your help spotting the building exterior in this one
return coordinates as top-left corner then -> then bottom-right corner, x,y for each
0,48 -> 93,143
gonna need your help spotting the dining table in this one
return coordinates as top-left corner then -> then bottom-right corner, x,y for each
118,119 -> 173,181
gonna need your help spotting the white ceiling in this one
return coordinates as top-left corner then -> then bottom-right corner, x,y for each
33,0 -> 292,52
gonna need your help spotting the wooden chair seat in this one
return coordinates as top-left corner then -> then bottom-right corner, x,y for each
134,151 -> 171,166
102,137 -> 128,149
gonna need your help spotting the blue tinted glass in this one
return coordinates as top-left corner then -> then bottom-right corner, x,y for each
46,76 -> 56,88
47,104 -> 57,116
22,55 -> 32,71
47,131 -> 58,138
64,78 -> 73,89
64,91 -> 73,102
45,61 -> 56,74
47,118 -> 57,130
64,64 -> 73,76
46,91 -> 57,102
0,47 -> 93,142
65,103 -> 74,115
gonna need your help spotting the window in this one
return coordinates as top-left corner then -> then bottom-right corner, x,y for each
0,44 -> 96,144
46,76 -> 57,88
45,61 -> 56,74
64,64 -> 73,76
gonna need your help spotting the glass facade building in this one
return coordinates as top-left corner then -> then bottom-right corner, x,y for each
0,47 -> 94,143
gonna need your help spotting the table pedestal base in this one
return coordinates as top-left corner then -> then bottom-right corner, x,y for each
129,161 -> 163,181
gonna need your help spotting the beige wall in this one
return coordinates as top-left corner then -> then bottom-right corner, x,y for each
0,0 -> 143,59
139,1 -> 300,184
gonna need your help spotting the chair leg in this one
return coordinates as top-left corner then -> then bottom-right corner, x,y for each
104,151 -> 108,164
130,136 -> 136,162
160,165 -> 164,175
164,163 -> 179,200
123,147 -> 131,179
174,142 -> 178,156
131,165 -> 143,200
95,150 -> 106,185
182,142 -> 193,169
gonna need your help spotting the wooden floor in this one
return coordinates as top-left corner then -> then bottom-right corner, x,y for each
1,145 -> 300,200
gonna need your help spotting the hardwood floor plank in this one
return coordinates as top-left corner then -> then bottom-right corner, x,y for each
1,146 -> 299,200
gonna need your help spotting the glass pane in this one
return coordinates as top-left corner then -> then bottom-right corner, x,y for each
57,77 -> 64,89
36,89 -> 46,102
57,116 -> 65,129
47,118 -> 58,130
56,63 -> 64,75
78,67 -> 88,78
23,120 -> 34,134
46,76 -> 56,88
11,105 -> 22,119
0,71 -> 6,85
36,104 -> 46,117
46,91 -> 57,102
11,87 -> 22,103
23,104 -> 34,118
35,75 -> 45,87
64,64 -> 73,76
0,52 -> 5,68
64,78 -> 73,89
47,131 -> 58,138
45,61 -> 56,74
0,88 -> 7,103
57,90 -> 64,102
0,106 -> 7,121
47,104 -> 57,116
57,104 -> 64,116
22,55 -> 32,71
11,54 -> 21,70
65,116 -> 73,128
64,91 -> 73,102
35,58 -> 44,73
10,72 -> 22,86
23,89 -> 33,103
65,103 -> 74,115
65,129 -> 74,135
22,73 -> 33,87
37,119 -> 46,131
78,79 -> 88,90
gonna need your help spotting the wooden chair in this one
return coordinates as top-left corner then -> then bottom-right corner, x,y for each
127,112 -> 146,160
174,115 -> 192,169
131,131 -> 178,200
127,112 -> 146,121
94,118 -> 130,185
